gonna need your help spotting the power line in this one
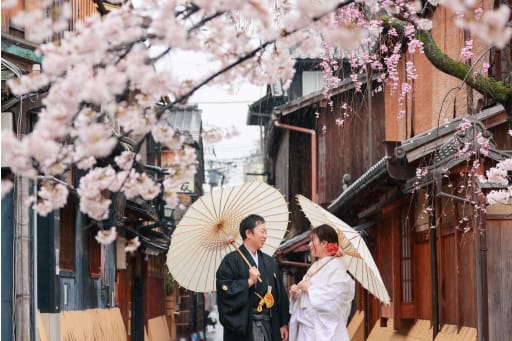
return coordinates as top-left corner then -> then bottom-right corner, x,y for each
194,100 -> 256,104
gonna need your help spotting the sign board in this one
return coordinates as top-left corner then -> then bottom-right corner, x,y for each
178,178 -> 194,194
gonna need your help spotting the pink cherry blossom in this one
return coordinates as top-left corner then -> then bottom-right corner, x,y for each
1,180 -> 14,198
460,40 -> 473,62
115,151 -> 137,170
95,227 -> 117,245
33,182 -> 69,216
5,0 -> 512,237
76,123 -> 118,158
476,132 -> 490,156
125,237 -> 141,253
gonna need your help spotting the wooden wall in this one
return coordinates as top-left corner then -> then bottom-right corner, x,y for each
288,127 -> 312,235
413,236 -> 432,320
144,257 -> 166,320
2,0 -> 97,36
37,208 -> 116,313
273,82 -> 386,243
486,218 -> 512,341
1,192 -> 15,340
71,0 -> 98,28
274,130 -> 290,203
373,191 -> 482,330
385,1 -> 494,141
1,0 -> 23,32
318,88 -> 386,205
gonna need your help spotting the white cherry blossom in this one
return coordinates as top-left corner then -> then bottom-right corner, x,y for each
125,237 -> 141,253
95,227 -> 118,245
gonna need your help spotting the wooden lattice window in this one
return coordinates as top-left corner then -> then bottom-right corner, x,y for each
401,214 -> 413,302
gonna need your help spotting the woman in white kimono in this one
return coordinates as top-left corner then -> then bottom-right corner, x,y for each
288,224 -> 355,341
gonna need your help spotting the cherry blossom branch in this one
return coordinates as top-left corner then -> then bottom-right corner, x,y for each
386,16 -> 512,118
188,11 -> 225,33
157,0 -> 357,115
416,30 -> 512,114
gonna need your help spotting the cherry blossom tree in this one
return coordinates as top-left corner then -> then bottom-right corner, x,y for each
2,0 -> 511,242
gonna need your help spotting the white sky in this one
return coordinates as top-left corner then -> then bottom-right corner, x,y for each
158,51 -> 266,187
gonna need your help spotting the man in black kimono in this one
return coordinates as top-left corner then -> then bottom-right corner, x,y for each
216,214 -> 289,341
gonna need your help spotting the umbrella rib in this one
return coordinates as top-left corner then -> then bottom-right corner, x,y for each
229,184 -> 262,215
209,187 -> 223,223
195,244 -> 214,292
184,197 -> 221,224
250,193 -> 287,212
188,247 -> 209,291
217,185 -> 239,223
221,182 -> 251,215
227,183 -> 282,216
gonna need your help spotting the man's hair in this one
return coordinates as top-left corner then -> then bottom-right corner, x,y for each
311,224 -> 338,244
239,214 -> 265,240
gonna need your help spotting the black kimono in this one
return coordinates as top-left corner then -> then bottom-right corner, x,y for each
216,245 -> 290,341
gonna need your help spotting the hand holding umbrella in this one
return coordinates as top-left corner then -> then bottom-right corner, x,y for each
226,235 -> 262,283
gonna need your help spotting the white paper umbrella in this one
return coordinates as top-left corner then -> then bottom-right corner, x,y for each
296,194 -> 390,305
167,181 -> 289,292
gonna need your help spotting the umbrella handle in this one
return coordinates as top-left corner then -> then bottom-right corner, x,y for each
231,242 -> 263,283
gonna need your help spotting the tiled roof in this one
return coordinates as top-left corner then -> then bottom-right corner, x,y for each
165,104 -> 202,143
328,156 -> 391,213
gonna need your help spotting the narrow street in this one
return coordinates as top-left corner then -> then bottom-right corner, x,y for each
205,305 -> 223,341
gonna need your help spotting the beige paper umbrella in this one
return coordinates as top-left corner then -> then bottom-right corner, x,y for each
167,181 -> 289,292
296,194 -> 390,305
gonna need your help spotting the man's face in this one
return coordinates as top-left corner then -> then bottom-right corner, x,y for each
247,222 -> 267,250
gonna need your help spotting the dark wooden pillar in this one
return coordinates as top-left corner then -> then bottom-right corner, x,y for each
132,253 -> 145,340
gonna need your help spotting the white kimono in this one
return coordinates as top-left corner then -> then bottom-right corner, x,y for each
289,256 -> 355,341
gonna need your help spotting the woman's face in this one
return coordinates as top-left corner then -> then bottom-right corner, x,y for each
308,233 -> 326,258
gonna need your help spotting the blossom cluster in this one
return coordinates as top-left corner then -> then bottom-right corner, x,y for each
1,0 -> 510,245
481,159 -> 512,205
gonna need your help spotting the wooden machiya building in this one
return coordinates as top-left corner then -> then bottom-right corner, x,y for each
249,7 -> 512,338
157,104 -> 207,341
5,104 -> 206,341
2,1 -> 207,339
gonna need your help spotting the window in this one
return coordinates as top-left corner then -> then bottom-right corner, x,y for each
302,71 -> 323,96
401,215 -> 413,302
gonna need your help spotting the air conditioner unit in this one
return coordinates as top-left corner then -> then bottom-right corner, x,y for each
1,111 -> 14,167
